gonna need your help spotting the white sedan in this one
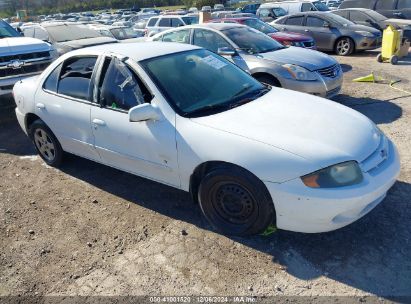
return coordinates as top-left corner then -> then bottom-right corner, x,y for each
14,42 -> 400,236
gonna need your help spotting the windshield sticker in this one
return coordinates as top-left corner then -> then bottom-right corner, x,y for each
201,55 -> 227,70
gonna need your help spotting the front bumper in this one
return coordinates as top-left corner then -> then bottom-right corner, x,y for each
279,71 -> 343,99
355,36 -> 382,51
265,140 -> 400,233
0,75 -> 21,96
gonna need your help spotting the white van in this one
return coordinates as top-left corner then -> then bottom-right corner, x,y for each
258,0 -> 329,21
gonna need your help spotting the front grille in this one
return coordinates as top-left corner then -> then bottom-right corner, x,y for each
316,64 -> 341,78
0,51 -> 50,64
0,51 -> 52,79
0,62 -> 51,78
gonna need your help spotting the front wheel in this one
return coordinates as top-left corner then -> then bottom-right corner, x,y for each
335,37 -> 354,56
198,166 -> 275,236
29,120 -> 63,167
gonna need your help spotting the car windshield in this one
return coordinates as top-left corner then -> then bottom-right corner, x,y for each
182,16 -> 199,25
46,24 -> 102,42
0,21 -> 20,38
365,10 -> 387,22
313,1 -> 330,11
326,13 -> 355,26
140,49 -> 268,117
243,18 -> 279,34
110,27 -> 139,39
222,27 -> 285,54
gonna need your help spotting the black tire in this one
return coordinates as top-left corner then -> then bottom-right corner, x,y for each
198,166 -> 275,236
29,119 -> 63,167
377,53 -> 383,63
390,55 -> 398,65
335,37 -> 354,56
254,74 -> 281,87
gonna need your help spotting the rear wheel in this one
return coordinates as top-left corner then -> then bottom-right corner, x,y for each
335,37 -> 354,56
29,120 -> 63,167
198,166 -> 275,236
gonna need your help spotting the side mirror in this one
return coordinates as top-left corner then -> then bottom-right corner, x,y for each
129,103 -> 161,122
323,21 -> 330,28
217,47 -> 236,56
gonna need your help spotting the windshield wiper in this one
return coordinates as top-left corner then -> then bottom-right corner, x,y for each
184,103 -> 230,117
229,87 -> 270,109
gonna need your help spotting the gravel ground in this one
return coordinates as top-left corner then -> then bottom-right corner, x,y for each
0,49 -> 410,300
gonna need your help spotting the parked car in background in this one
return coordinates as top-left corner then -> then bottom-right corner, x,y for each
22,22 -> 117,55
0,20 -> 56,96
237,3 -> 261,15
201,6 -> 212,12
89,25 -> 145,41
150,23 -> 342,98
257,4 -> 288,22
273,11 -> 382,55
145,15 -> 199,36
214,4 -> 225,10
14,42 -> 400,235
261,0 -> 329,16
333,8 -> 411,40
209,17 -> 316,49
339,0 -> 411,20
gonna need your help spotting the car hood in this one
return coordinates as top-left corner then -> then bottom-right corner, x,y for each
60,36 -> 117,49
268,31 -> 312,42
384,18 -> 411,27
0,37 -> 52,55
255,46 -> 337,71
190,88 -> 380,168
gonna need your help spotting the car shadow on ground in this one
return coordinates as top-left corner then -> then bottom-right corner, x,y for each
1,110 -> 410,298
333,94 -> 403,124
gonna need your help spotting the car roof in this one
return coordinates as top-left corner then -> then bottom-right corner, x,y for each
65,42 -> 200,62
216,17 -> 256,21
335,8 -> 373,12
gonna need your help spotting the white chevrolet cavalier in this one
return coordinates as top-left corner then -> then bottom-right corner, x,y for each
14,42 -> 400,236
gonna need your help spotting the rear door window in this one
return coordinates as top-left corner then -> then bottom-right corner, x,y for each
57,57 -> 97,101
158,18 -> 171,27
301,3 -> 314,11
193,29 -> 231,53
162,29 -> 190,43
285,16 -> 304,25
350,11 -> 369,22
171,18 -> 184,27
306,16 -> 326,27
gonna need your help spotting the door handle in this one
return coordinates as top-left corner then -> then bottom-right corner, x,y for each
304,29 -> 310,32
36,103 -> 45,109
92,118 -> 106,127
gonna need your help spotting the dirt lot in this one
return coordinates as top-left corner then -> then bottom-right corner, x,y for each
1,50 -> 411,300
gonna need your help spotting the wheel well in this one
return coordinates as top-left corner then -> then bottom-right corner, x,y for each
335,36 -> 356,52
252,73 -> 282,87
25,113 -> 41,137
189,161 -> 271,204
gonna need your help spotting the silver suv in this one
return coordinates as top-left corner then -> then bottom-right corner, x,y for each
0,20 -> 56,96
145,15 -> 199,37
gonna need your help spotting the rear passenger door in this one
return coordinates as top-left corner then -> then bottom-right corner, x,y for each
35,56 -> 101,161
157,17 -> 172,33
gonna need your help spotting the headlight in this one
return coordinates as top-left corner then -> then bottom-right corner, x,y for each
355,31 -> 374,38
283,64 -> 317,81
301,161 -> 363,188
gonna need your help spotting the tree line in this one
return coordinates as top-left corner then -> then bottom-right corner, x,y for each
1,0 -> 223,16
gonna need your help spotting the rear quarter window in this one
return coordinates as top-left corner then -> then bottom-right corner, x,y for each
286,16 -> 304,25
147,18 -> 158,27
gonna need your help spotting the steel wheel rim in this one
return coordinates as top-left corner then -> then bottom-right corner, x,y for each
34,129 -> 55,162
337,39 -> 350,55
211,182 -> 256,225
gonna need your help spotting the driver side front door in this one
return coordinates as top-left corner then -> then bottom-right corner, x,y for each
90,56 -> 180,187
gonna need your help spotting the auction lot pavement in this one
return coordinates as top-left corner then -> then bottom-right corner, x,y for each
1,50 -> 411,299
